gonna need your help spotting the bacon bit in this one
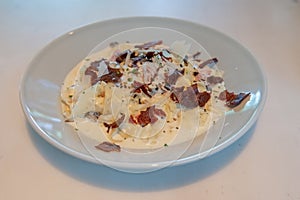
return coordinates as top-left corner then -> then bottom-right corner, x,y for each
139,107 -> 153,126
182,86 -> 199,108
130,106 -> 166,127
170,87 -> 184,103
198,57 -> 218,68
171,86 -> 198,108
135,40 -> 163,49
219,90 -> 251,108
99,65 -> 123,84
190,84 -> 211,107
171,84 -> 210,108
99,71 -> 122,83
165,69 -> 184,85
207,76 -> 224,85
84,60 -> 122,85
145,51 -> 157,60
115,50 -> 130,63
192,51 -> 201,59
131,80 -> 143,88
170,93 -> 179,103
103,113 -> 125,133
129,115 -> 138,124
95,142 -> 121,152
85,62 -> 100,85
142,62 -> 158,84
153,107 -> 167,118
131,81 -> 152,98
197,91 -> 211,107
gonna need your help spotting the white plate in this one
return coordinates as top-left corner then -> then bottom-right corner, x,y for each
19,17 -> 267,173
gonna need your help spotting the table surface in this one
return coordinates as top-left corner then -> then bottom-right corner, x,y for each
1,0 -> 300,199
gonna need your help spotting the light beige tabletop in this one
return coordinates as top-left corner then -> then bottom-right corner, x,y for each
1,0 -> 300,199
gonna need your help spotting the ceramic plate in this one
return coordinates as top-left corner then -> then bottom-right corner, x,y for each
20,17 -> 267,173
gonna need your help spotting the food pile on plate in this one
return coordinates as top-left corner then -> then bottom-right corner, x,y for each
60,40 -> 250,152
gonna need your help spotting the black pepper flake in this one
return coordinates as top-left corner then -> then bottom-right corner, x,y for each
205,85 -> 211,91
164,84 -> 171,91
193,71 -> 199,76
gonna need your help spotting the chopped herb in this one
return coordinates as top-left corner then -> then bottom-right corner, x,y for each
130,69 -> 138,74
68,95 -> 73,98
127,77 -> 133,82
